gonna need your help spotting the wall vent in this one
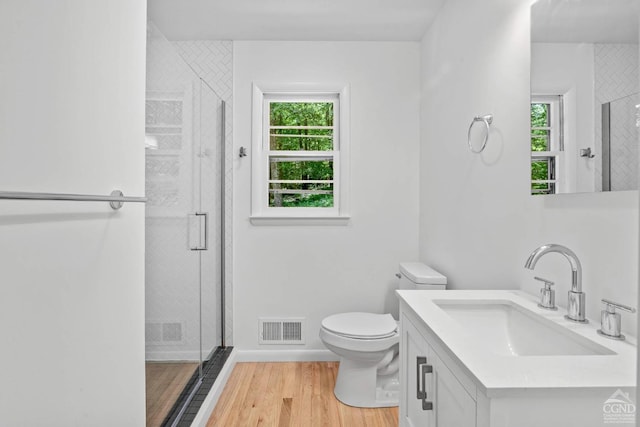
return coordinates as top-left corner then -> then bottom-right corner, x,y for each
146,322 -> 184,344
259,318 -> 305,344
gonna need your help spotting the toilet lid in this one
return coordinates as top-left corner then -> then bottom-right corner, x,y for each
322,312 -> 398,339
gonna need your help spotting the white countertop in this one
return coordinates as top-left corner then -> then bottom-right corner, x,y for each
397,289 -> 637,397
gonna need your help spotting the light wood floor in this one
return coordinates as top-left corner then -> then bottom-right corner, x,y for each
146,362 -> 199,427
208,362 -> 398,427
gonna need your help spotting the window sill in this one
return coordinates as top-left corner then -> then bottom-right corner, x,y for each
250,215 -> 351,226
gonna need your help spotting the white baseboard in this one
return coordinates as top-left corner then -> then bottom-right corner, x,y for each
236,349 -> 338,362
190,348 -> 238,427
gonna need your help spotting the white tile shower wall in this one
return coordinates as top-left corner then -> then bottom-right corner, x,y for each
173,40 -> 235,346
174,41 -> 233,101
233,41 -> 421,350
594,44 -> 639,191
0,1 -> 146,425
609,94 -> 640,191
420,0 -> 638,337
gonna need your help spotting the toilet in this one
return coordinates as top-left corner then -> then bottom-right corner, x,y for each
319,262 -> 447,408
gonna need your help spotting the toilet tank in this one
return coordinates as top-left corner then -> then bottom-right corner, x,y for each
398,262 -> 446,290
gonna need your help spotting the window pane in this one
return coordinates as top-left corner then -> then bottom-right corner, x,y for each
531,103 -> 549,127
270,102 -> 334,127
531,157 -> 556,195
532,182 -> 556,194
531,133 -> 550,151
269,183 -> 334,207
531,159 -> 549,180
532,184 -> 554,194
270,128 -> 333,151
269,159 -> 334,181
268,158 -> 334,207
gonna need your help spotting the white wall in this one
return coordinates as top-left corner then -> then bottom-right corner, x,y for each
531,43 -> 595,193
233,41 -> 421,351
420,0 -> 638,337
0,1 -> 146,425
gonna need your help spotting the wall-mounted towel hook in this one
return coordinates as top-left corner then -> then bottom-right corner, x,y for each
467,114 -> 493,153
580,147 -> 595,158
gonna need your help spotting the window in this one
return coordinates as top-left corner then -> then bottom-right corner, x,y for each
531,95 -> 563,195
251,83 -> 350,223
267,97 -> 336,208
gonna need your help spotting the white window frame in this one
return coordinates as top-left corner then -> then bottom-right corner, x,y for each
531,94 -> 565,194
250,82 -> 350,224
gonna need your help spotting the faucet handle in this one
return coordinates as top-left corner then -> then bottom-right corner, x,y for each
597,299 -> 636,340
534,276 -> 554,288
535,277 -> 557,310
601,299 -> 636,314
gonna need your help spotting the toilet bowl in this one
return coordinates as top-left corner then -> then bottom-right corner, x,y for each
319,262 -> 446,408
320,312 -> 400,408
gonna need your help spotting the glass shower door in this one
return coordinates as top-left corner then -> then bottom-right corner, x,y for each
145,88 -> 203,426
602,93 -> 640,191
145,22 -> 222,426
197,82 -> 224,367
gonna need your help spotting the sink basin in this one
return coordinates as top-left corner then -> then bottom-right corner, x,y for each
435,300 -> 615,356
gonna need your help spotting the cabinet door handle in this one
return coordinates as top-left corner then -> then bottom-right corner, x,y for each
421,363 -> 434,411
416,356 -> 427,399
416,356 -> 434,411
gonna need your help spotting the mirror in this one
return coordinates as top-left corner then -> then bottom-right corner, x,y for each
530,0 -> 639,194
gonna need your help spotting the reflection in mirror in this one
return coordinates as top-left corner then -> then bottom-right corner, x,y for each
530,0 -> 639,194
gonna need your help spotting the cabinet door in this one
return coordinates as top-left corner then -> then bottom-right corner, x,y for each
430,352 -> 476,427
400,315 -> 435,427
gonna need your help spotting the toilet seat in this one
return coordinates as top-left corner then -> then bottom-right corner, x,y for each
321,312 -> 398,340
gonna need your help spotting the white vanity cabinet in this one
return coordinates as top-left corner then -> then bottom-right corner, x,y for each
398,290 -> 637,427
400,310 -> 476,427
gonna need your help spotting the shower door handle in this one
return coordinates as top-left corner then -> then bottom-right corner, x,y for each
190,212 -> 209,251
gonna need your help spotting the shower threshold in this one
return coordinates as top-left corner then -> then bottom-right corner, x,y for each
161,346 -> 233,427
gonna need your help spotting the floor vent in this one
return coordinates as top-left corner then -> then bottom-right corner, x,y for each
146,321 -> 184,344
259,318 -> 305,344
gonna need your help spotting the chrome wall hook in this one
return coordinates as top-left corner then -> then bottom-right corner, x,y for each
580,147 -> 596,158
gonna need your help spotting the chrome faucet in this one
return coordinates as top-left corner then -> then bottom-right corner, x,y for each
524,244 -> 587,323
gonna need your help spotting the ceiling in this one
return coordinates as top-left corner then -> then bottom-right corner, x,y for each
149,0 -> 639,44
531,0 -> 639,43
147,0 -> 446,41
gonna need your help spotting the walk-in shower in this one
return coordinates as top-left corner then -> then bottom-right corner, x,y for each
601,92 -> 639,191
145,22 -> 230,427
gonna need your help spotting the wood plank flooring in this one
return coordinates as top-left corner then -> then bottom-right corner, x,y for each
208,362 -> 398,427
146,362 -> 199,427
